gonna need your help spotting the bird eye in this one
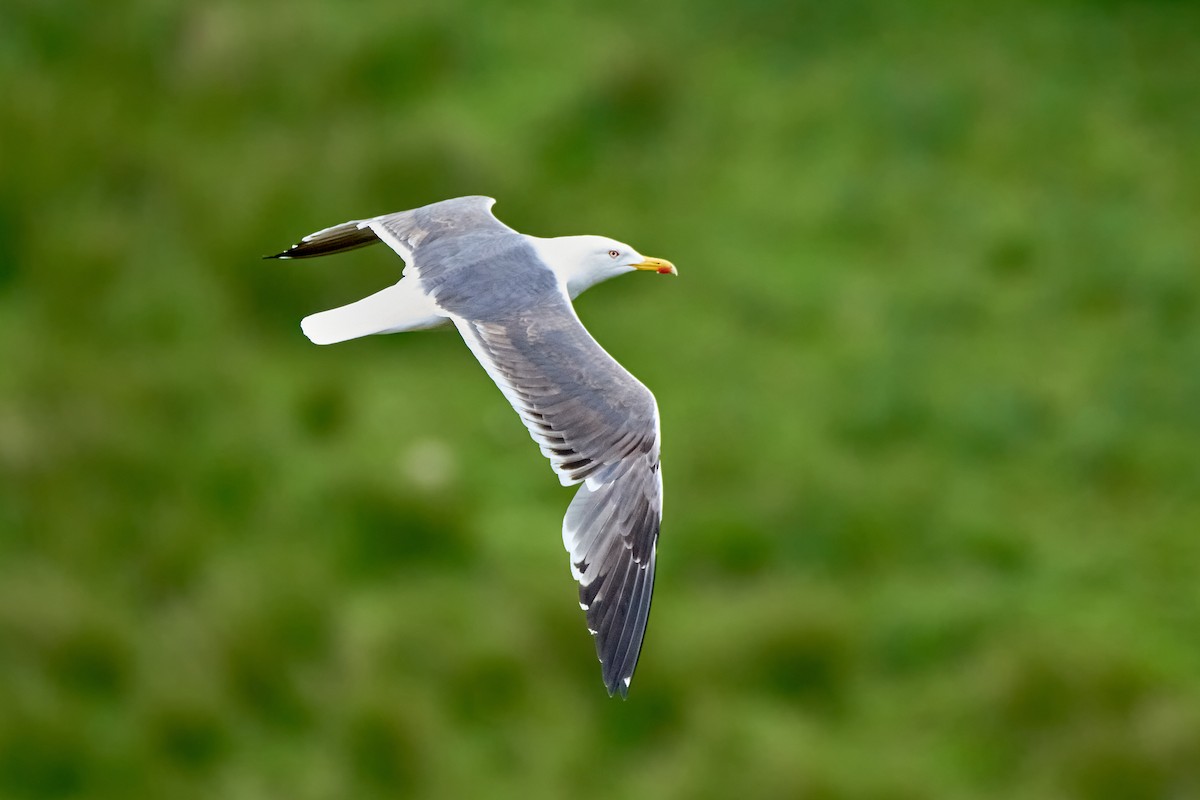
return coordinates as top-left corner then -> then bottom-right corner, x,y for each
608,249 -> 620,258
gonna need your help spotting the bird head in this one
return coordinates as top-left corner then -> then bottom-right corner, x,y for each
528,235 -> 677,299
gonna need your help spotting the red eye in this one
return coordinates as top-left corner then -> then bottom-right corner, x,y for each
608,249 -> 620,258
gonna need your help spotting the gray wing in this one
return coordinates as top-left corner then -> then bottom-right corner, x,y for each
452,298 -> 663,697
266,196 -> 512,264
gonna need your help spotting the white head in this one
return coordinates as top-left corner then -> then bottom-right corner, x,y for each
525,234 -> 678,299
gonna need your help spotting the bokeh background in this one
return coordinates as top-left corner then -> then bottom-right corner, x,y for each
3,1 -> 1199,798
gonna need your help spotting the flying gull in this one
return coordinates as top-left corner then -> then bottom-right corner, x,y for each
268,196 -> 677,696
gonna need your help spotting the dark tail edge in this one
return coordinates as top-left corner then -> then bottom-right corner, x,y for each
264,220 -> 381,260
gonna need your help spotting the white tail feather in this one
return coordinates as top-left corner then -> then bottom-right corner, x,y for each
301,279 -> 448,345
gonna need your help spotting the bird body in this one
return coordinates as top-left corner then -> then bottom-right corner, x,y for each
269,196 -> 676,696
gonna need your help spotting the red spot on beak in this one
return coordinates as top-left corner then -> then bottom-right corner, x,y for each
657,266 -> 673,274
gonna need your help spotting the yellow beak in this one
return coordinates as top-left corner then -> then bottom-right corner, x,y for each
632,256 -> 678,276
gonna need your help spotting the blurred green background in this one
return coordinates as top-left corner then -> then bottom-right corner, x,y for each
3,0 -> 1199,798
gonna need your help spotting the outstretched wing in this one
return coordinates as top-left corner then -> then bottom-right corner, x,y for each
451,298 -> 663,697
266,196 -> 512,267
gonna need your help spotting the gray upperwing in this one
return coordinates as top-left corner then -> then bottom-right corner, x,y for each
451,298 -> 663,697
268,195 -> 512,263
455,299 -> 661,491
369,194 -> 511,250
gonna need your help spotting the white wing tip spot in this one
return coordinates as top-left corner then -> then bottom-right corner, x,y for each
623,677 -> 631,688
579,601 -> 589,611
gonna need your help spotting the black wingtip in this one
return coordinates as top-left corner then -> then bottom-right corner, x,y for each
263,248 -> 295,260
609,681 -> 630,700
603,668 -> 632,699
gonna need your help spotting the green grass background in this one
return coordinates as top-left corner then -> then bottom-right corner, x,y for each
2,0 -> 1199,798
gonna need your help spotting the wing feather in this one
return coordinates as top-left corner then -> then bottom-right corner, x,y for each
451,299 -> 662,697
267,195 -> 510,271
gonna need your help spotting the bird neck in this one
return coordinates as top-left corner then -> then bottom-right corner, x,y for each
524,235 -> 622,299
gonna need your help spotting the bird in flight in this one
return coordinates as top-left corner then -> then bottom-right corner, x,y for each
268,196 -> 676,696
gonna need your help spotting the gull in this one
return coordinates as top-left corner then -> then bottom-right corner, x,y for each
268,196 -> 677,696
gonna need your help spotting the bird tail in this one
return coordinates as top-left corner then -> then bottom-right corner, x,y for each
300,279 -> 448,345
